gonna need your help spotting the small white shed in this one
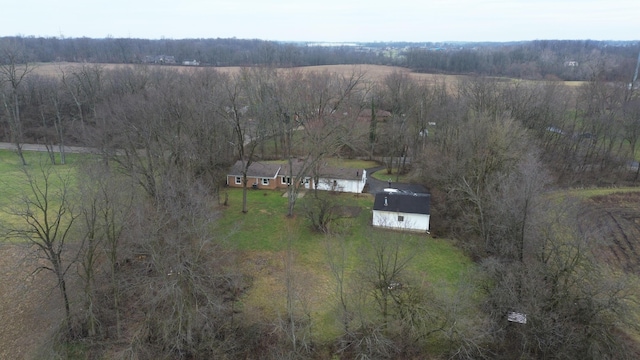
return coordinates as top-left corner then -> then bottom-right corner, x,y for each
372,191 -> 430,232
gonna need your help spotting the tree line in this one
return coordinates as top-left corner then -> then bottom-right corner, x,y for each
2,39 -> 640,358
2,36 -> 639,81
406,40 -> 640,81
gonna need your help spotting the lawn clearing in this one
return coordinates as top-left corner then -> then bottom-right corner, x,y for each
216,187 -> 473,342
370,167 -> 412,183
0,150 -> 81,232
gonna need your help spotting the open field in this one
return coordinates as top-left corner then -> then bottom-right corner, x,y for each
30,62 -> 460,83
31,62 -> 586,89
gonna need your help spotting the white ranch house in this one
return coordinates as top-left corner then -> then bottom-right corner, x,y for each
226,160 -> 367,194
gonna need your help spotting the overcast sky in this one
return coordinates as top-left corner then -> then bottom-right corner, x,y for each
2,0 -> 638,43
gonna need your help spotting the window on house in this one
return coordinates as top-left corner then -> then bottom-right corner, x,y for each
397,215 -> 404,222
282,176 -> 291,185
235,176 -> 242,184
262,178 -> 270,186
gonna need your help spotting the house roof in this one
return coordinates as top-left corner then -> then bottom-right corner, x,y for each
373,192 -> 430,215
228,160 -> 363,181
316,165 -> 363,181
228,161 -> 282,178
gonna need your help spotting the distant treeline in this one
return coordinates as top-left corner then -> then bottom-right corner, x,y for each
1,36 -> 639,81
406,40 -> 640,81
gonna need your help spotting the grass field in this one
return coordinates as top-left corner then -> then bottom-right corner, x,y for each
214,187 -> 473,341
0,150 -> 81,209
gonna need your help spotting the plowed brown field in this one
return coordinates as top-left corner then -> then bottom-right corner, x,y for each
579,191 -> 640,273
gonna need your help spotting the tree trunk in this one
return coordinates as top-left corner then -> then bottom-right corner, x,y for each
242,177 -> 249,214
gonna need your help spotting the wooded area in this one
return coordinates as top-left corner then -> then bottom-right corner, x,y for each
2,38 -> 640,359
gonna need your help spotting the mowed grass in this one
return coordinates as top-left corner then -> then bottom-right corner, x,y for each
557,186 -> 640,200
215,188 -> 471,278
371,167 -> 412,183
0,150 -> 81,235
215,187 -> 473,341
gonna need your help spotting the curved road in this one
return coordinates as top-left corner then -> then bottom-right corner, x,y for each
365,165 -> 429,194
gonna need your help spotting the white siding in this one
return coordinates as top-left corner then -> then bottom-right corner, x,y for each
372,210 -> 430,232
315,169 -> 367,193
316,178 -> 365,193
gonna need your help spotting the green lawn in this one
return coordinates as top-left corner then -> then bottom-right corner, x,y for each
215,187 -> 473,341
371,167 -> 412,183
554,186 -> 640,200
0,150 -> 82,233
216,186 -> 471,277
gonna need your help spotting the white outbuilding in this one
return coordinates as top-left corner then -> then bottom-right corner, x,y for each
372,191 -> 430,232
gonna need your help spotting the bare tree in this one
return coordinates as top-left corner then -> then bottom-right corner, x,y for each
0,42 -> 35,165
480,198 -> 639,359
98,67 -> 234,199
331,231 -> 415,359
25,75 -> 69,165
277,69 -> 365,216
1,162 -> 80,335
301,193 -> 337,233
121,171 -> 246,358
220,69 -> 269,213
278,227 -> 314,356
61,63 -> 104,129
76,161 -> 136,338
621,97 -> 640,181
418,111 -> 532,255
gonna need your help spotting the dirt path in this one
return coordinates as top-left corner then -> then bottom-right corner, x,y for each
0,244 -> 64,359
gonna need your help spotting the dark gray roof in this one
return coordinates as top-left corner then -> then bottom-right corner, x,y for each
228,161 -> 282,178
373,192 -> 430,215
228,160 -> 363,180
319,166 -> 363,181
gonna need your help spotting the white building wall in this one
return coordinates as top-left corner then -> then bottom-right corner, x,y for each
316,178 -> 365,193
315,169 -> 367,193
372,210 -> 430,232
